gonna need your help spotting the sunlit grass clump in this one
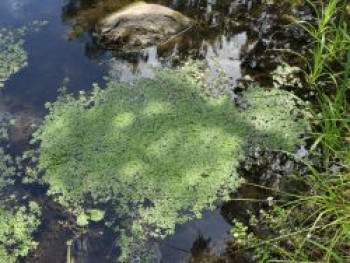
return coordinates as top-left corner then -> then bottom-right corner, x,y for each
34,63 -> 307,258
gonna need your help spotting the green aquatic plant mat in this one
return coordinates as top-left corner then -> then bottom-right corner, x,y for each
0,115 -> 41,263
33,63 -> 307,259
0,202 -> 41,263
0,28 -> 28,89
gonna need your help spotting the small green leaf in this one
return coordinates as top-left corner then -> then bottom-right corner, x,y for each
77,213 -> 89,226
88,209 -> 105,222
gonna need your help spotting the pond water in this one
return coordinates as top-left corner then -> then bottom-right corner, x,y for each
0,0 -> 310,262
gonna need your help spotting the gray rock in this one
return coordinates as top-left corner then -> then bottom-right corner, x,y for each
98,3 -> 193,51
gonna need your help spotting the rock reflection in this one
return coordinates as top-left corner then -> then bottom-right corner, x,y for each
62,0 -> 255,83
61,0 -> 311,83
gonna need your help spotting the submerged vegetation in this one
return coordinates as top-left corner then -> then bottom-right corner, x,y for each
32,62 -> 307,259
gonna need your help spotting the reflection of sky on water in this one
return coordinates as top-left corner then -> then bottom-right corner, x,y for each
206,32 -> 247,81
107,32 -> 248,84
3,0 -> 25,13
107,47 -> 159,82
0,0 -> 55,24
61,0 -> 260,84
1,0 -> 33,14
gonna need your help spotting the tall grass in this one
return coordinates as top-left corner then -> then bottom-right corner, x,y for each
277,0 -> 350,261
296,0 -> 349,160
311,54 -> 349,162
271,164 -> 350,262
298,0 -> 349,86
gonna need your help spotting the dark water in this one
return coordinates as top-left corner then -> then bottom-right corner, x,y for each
0,0 -> 309,262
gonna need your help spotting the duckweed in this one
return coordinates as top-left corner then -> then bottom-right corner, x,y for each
34,63 -> 307,259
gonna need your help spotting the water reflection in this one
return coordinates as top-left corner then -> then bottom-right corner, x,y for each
61,0 -> 258,83
61,0 -> 309,84
160,210 -> 232,262
0,0 -> 56,26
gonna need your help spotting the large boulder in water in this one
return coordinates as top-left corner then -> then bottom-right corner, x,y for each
98,3 -> 193,51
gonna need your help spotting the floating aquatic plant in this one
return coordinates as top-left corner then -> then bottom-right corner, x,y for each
76,209 -> 105,226
0,115 -> 41,263
0,22 -> 47,89
0,202 -> 41,263
33,62 -> 307,260
0,28 -> 28,89
0,22 -> 47,260
272,62 -> 303,89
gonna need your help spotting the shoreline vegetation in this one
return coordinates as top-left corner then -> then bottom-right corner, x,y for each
229,0 -> 349,262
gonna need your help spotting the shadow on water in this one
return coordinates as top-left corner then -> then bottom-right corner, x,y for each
0,0 -> 312,262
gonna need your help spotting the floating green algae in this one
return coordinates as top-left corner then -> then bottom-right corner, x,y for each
33,63 -> 307,259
